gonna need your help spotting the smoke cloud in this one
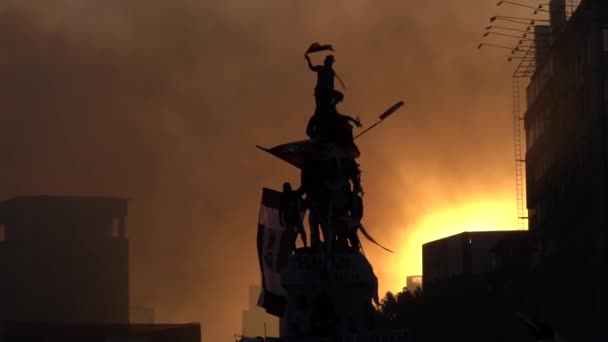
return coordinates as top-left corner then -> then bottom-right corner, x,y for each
0,0 -> 532,340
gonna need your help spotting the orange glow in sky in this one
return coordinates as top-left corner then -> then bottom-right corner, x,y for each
377,192 -> 519,294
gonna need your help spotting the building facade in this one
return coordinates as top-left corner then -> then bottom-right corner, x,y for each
0,322 -> 201,342
422,231 -> 528,296
523,0 -> 608,339
0,196 -> 129,323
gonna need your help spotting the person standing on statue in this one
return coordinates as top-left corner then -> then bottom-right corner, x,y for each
279,182 -> 307,251
304,53 -> 345,116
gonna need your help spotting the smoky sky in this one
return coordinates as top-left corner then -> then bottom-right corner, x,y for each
0,0 -> 531,340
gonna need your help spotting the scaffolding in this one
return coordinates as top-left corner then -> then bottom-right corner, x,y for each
566,0 -> 582,19
483,0 -> 585,231
482,0 -> 585,231
511,41 -> 537,231
512,77 -> 527,231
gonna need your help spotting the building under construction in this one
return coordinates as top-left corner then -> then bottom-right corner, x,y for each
513,0 -> 608,339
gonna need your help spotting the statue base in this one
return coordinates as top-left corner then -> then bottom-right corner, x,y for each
280,246 -> 379,338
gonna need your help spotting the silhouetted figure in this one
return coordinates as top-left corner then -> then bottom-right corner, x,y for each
335,218 -> 353,250
280,182 -> 307,251
305,54 -> 344,117
331,188 -> 363,251
345,189 -> 394,254
300,159 -> 326,248
305,96 -> 357,140
329,114 -> 360,147
323,160 -> 355,260
351,189 -> 363,219
345,160 -> 363,194
305,113 -> 322,139
347,191 -> 363,250
307,202 -> 322,249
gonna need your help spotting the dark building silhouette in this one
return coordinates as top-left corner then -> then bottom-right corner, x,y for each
523,0 -> 608,339
0,196 -> 129,323
533,25 -> 551,65
0,322 -> 201,342
422,231 -> 528,296
549,0 -> 567,37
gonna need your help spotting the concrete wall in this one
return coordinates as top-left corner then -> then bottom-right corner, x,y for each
0,237 -> 129,323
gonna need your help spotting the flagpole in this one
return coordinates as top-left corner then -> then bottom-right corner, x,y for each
353,121 -> 382,140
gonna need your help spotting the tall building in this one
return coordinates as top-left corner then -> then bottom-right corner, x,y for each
242,285 -> 279,337
0,196 -> 129,323
523,0 -> 608,339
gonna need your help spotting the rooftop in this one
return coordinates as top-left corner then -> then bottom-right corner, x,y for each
0,196 -> 128,224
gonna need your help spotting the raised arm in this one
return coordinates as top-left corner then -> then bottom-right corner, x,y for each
305,54 -> 320,71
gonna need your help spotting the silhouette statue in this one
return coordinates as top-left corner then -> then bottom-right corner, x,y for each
255,42 -> 403,339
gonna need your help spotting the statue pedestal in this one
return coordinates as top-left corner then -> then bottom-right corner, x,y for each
280,247 -> 379,338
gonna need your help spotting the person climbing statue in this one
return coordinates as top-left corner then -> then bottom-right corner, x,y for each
346,189 -> 395,254
279,182 -> 307,251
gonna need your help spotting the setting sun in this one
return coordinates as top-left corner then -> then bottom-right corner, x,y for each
379,192 -> 520,293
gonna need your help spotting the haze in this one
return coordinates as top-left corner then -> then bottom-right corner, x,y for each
0,1 -> 532,341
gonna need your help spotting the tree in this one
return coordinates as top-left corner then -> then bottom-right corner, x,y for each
375,288 -> 424,328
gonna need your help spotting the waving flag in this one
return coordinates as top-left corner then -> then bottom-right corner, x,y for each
305,42 -> 334,54
257,140 -> 360,170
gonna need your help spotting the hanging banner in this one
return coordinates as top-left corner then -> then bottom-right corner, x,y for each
257,188 -> 289,316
